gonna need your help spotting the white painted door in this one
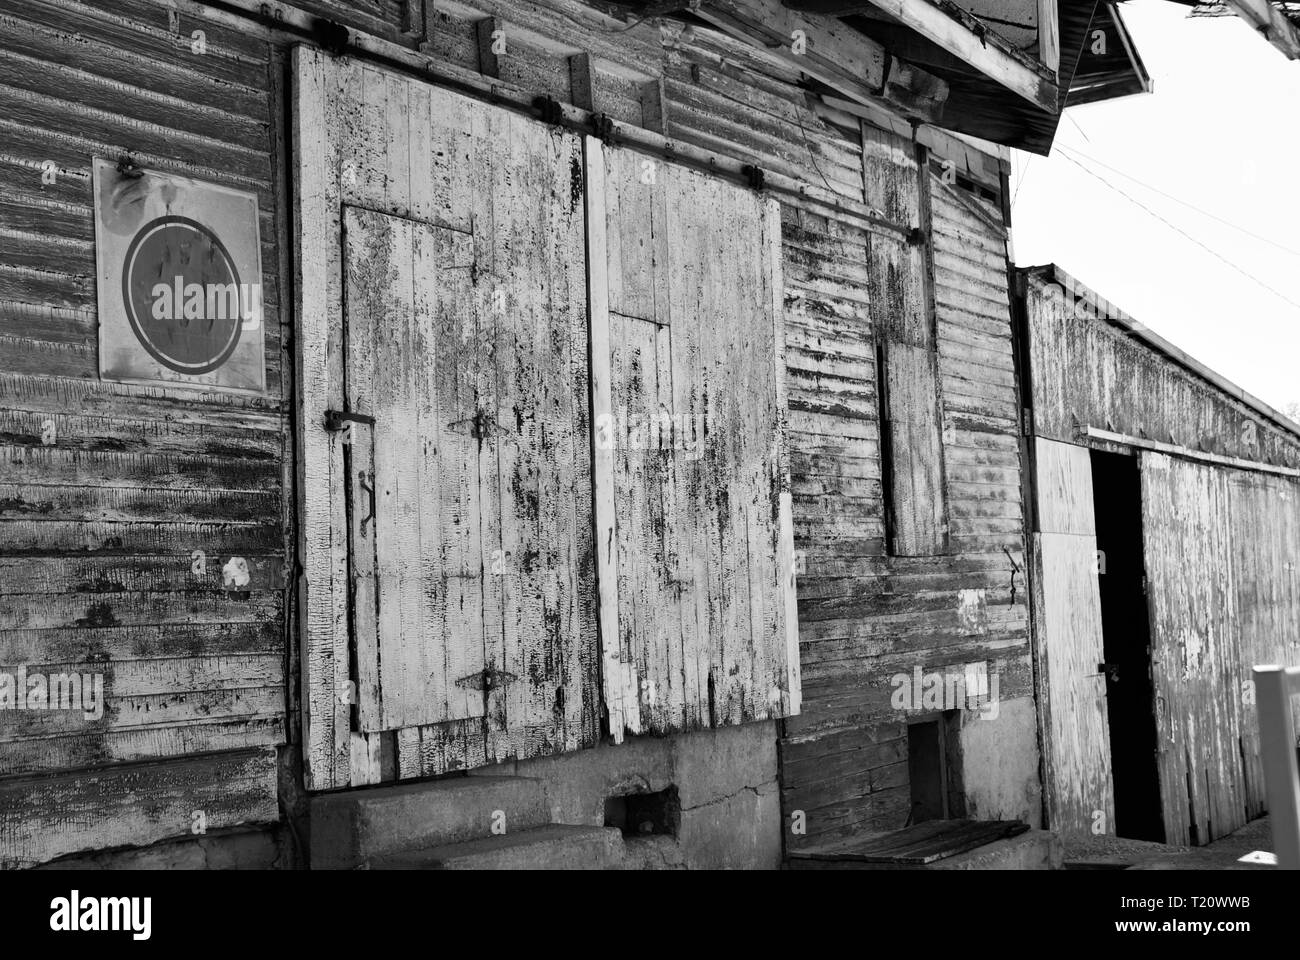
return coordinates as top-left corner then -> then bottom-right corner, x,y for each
295,48 -> 597,788
1033,438 -> 1114,837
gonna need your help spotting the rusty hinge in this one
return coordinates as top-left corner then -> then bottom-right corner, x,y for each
324,409 -> 375,432
532,95 -> 565,126
447,409 -> 506,442
1022,407 -> 1034,437
456,667 -> 518,692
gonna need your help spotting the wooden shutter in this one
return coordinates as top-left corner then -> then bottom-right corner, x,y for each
1031,438 -> 1113,836
862,124 -> 948,556
1140,452 -> 1247,844
586,140 -> 801,740
295,49 -> 596,788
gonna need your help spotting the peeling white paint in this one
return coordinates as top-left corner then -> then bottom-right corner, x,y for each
221,556 -> 250,589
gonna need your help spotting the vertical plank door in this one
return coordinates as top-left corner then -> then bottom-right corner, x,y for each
1140,452 -> 1247,844
586,139 -> 800,742
1033,438 -> 1113,837
295,48 -> 596,789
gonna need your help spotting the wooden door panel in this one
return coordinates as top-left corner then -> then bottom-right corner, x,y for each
1141,452 -> 1247,844
589,140 -> 800,741
343,206 -> 486,732
297,46 -> 597,786
1033,438 -> 1113,837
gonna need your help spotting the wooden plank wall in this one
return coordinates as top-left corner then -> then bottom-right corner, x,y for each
0,0 -> 1027,863
1141,453 -> 1248,845
311,0 -> 1029,849
0,0 -> 287,866
784,158 -> 1028,844
1027,271 -> 1300,842
1026,272 -> 1300,467
1229,470 -> 1300,821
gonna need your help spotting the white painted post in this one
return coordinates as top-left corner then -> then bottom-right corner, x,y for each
1254,665 -> 1300,870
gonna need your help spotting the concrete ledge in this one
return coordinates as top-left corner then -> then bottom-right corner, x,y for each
367,825 -> 625,870
311,776 -> 550,869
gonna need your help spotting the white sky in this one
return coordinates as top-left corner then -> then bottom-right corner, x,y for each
1010,0 -> 1300,414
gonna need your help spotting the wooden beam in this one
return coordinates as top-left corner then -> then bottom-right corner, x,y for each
1038,0 -> 1059,74
1081,426 -> 1300,480
1225,0 -> 1300,60
693,0 -> 888,105
475,16 -> 504,78
583,136 -> 625,744
852,0 -> 1059,110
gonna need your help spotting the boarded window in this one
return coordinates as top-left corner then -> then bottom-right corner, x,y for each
862,125 -> 948,557
585,141 -> 801,740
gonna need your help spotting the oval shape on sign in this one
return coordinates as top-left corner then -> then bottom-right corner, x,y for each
121,215 -> 244,375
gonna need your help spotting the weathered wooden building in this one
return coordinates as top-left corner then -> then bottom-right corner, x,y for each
1020,264 -> 1300,848
0,0 -> 1161,869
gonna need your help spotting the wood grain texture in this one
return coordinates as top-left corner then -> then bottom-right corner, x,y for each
1026,271 -> 1300,468
0,747 -> 277,869
782,153 -> 1028,850
0,0 -> 286,863
592,143 -> 799,740
296,48 -> 597,785
1141,452 -> 1248,845
1031,439 -> 1113,838
1227,471 -> 1300,821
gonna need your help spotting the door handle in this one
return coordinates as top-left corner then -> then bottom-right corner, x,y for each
358,470 -> 375,537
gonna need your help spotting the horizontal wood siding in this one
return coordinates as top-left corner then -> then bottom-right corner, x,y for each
0,0 -> 286,865
782,152 -> 1026,844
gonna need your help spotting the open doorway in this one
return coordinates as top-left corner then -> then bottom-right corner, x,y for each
1090,450 -> 1164,842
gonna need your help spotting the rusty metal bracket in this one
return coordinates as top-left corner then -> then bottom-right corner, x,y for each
533,95 -> 565,126
324,409 -> 375,432
590,112 -> 617,145
456,667 -> 518,692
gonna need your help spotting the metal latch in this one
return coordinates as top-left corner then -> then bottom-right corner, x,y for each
324,409 -> 375,432
456,667 -> 518,692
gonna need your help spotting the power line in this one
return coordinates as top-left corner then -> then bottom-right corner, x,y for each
1012,153 -> 1031,207
1056,144 -> 1300,259
1056,150 -> 1300,313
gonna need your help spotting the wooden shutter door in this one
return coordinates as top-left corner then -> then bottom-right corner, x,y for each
585,139 -> 800,741
342,207 -> 486,733
1032,438 -> 1113,836
1140,452 -> 1247,844
295,49 -> 596,788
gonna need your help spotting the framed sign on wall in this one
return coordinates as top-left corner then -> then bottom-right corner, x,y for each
92,158 -> 265,393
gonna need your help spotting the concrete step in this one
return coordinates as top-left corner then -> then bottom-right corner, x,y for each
365,825 -> 626,870
311,776 -> 551,870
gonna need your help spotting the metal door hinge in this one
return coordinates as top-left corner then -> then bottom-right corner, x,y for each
324,409 -> 375,432
456,667 -> 518,692
1022,408 -> 1034,436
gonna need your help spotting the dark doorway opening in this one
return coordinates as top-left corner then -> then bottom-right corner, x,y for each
906,710 -> 964,825
1091,450 -> 1164,842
